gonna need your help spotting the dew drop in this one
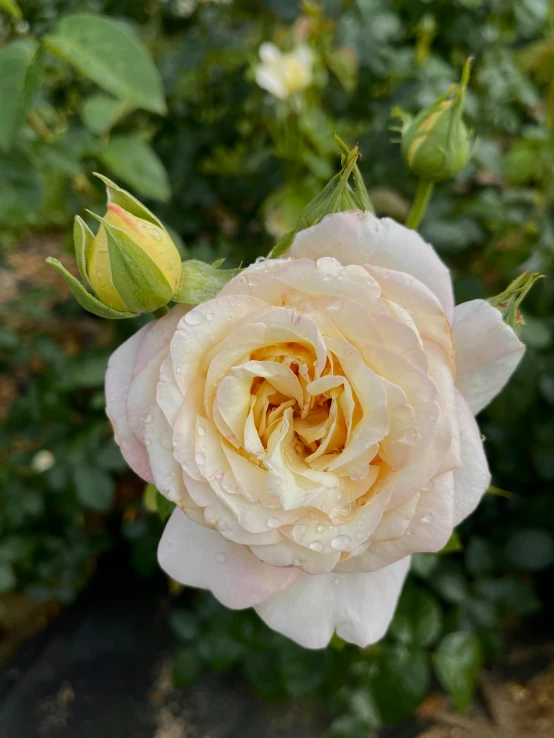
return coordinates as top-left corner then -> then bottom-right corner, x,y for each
328,298 -> 342,311
293,558 -> 302,567
172,440 -> 179,447
295,524 -> 307,535
316,524 -> 325,533
248,277 -> 259,287
422,512 -> 435,524
171,342 -> 177,349
206,312 -> 214,321
331,534 -> 351,551
185,311 -> 203,326
144,438 -> 151,446
143,413 -> 153,424
175,366 -> 182,374
333,577 -> 341,586
267,517 -> 281,528
480,434 -> 486,442
255,256 -> 267,264
195,452 -> 206,465
215,552 -> 226,563
323,274 -> 333,282
196,425 -> 206,436
309,540 -> 324,552
406,529 -> 414,536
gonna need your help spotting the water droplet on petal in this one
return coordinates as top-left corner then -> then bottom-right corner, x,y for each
480,434 -> 486,442
309,540 -> 324,552
333,577 -> 341,585
255,256 -> 267,264
206,312 -> 214,321
293,558 -> 302,567
144,438 -> 151,446
328,298 -> 342,311
175,366 -> 182,374
196,425 -> 206,436
172,440 -> 179,447
422,512 -> 435,524
331,534 -> 351,551
143,414 -> 153,424
323,274 -> 333,282
195,453 -> 206,465
316,524 -> 325,533
215,552 -> 226,563
267,517 -> 281,528
248,277 -> 259,287
185,311 -> 203,326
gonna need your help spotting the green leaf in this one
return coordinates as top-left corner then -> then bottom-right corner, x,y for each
45,257 -> 138,319
172,646 -> 200,687
0,39 -> 42,151
0,0 -> 22,19
99,136 -> 171,202
73,466 -> 115,512
390,587 -> 443,648
279,645 -> 326,697
432,632 -> 481,713
505,528 -> 554,571
0,563 -> 16,593
73,215 -> 94,288
156,491 -> 175,522
175,260 -> 242,304
82,94 -> 132,135
169,609 -> 199,642
44,14 -> 166,114
0,151 -> 42,226
439,530 -> 463,554
363,645 -> 430,724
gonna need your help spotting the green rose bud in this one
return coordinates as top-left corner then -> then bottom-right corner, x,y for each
399,58 -> 472,182
46,175 -> 182,319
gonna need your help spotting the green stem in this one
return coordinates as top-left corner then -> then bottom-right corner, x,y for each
406,179 -> 434,230
153,305 -> 169,319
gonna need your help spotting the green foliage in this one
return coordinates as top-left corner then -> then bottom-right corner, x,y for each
2,0 -> 554,734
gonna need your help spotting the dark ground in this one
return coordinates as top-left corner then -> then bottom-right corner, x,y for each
0,550 -> 330,738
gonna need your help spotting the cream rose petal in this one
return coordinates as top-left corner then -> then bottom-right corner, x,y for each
288,211 -> 454,321
105,324 -> 154,483
254,556 -> 410,649
158,508 -> 300,609
453,390 -> 491,525
452,299 -> 525,415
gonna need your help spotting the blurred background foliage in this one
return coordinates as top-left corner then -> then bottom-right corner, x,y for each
1,0 -> 554,734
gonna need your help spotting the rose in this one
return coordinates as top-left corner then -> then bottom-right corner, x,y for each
106,211 -> 524,649
255,43 -> 314,100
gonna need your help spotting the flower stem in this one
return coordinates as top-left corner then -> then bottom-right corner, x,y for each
153,306 -> 169,319
406,179 -> 434,230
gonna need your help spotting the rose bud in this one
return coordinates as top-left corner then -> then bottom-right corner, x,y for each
399,58 -> 472,182
46,175 -> 182,319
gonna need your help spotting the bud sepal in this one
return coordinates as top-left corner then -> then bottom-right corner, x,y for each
489,271 -> 544,336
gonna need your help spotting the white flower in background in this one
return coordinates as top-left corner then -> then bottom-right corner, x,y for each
32,450 -> 55,473
255,42 -> 314,100
105,211 -> 524,649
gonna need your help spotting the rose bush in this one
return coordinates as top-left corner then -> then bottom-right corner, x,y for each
105,211 -> 524,649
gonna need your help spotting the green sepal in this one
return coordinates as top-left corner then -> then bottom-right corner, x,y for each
73,215 -> 95,289
45,257 -> 138,319
174,260 -> 242,304
269,136 -> 374,259
488,271 -> 544,336
92,172 -> 163,228
89,212 -> 174,313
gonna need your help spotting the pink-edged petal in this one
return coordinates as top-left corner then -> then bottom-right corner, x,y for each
452,299 -> 525,415
254,557 -> 410,649
453,391 -> 491,525
158,507 -> 300,609
288,211 -> 454,320
105,324 -> 154,483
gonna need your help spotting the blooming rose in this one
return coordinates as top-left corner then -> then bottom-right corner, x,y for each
255,42 -> 314,100
106,211 -> 524,649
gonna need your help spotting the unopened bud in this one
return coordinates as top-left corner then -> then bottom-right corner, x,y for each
398,59 -> 473,182
46,175 -> 182,319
